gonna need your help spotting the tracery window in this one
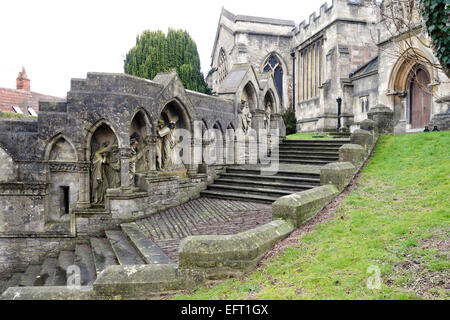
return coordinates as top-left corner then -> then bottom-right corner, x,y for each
263,54 -> 283,102
218,48 -> 228,83
299,39 -> 323,101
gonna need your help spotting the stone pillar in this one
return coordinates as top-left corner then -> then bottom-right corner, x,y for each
320,162 -> 356,191
350,129 -> 373,152
147,134 -> 157,171
119,147 -> 132,188
187,137 -> 200,177
367,105 -> 394,135
339,144 -> 366,169
76,161 -> 91,209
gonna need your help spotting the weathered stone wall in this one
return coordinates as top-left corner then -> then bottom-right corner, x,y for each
0,237 -> 75,280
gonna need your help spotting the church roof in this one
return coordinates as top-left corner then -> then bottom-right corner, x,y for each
218,64 -> 260,94
349,56 -> 379,79
0,87 -> 61,115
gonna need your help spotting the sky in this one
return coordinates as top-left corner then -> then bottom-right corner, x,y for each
0,0 -> 332,97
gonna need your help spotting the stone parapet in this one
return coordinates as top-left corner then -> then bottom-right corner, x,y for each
367,105 -> 394,135
93,264 -> 204,298
178,220 -> 294,279
272,185 -> 339,228
350,129 -> 373,152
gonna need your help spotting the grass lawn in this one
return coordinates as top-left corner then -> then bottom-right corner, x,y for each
286,132 -> 333,140
174,131 -> 450,300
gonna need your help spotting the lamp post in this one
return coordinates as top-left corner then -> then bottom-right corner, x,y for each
336,97 -> 342,130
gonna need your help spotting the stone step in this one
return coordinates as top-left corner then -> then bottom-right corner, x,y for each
201,190 -> 279,203
90,237 -> 119,275
58,250 -> 75,271
206,184 -> 303,197
220,172 -> 320,184
121,223 -> 173,265
19,265 -> 42,287
278,154 -> 338,161
5,273 -> 23,291
282,139 -> 350,143
279,150 -> 338,156
214,178 -> 316,190
280,142 -> 347,147
74,244 -> 97,285
105,230 -> 146,265
36,257 -> 58,286
278,147 -> 341,152
225,168 -> 320,179
278,159 -> 332,165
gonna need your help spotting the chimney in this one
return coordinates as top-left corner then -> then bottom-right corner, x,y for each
16,67 -> 30,91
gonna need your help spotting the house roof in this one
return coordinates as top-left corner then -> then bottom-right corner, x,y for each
0,87 -> 61,114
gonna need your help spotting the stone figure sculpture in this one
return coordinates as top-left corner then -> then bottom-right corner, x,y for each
264,101 -> 272,131
156,120 -> 182,171
239,100 -> 252,135
91,141 -> 120,204
128,133 -> 139,186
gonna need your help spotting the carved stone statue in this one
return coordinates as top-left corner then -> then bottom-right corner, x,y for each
156,120 -> 182,171
128,133 -> 139,186
264,101 -> 272,131
239,100 -> 252,135
91,141 -> 120,204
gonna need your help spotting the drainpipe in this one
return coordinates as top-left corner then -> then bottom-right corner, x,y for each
336,97 -> 342,130
290,51 -> 296,113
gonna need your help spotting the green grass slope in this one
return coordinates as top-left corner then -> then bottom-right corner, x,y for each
174,132 -> 450,300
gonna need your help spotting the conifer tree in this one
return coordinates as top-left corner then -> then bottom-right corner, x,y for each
124,29 -> 211,94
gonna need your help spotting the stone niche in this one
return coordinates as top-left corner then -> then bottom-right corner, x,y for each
47,137 -> 79,222
130,111 -> 151,174
156,100 -> 191,174
89,124 -> 121,206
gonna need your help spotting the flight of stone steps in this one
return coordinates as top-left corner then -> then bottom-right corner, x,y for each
0,223 -> 172,296
201,138 -> 350,203
278,139 -> 349,165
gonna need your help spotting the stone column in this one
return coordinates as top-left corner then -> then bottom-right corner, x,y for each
146,134 -> 157,172
119,147 -> 132,188
186,137 -> 200,177
76,161 -> 91,209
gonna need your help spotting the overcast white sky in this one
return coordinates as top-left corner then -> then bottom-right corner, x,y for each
0,0 -> 331,97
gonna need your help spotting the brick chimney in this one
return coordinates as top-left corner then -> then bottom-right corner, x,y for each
16,67 -> 30,91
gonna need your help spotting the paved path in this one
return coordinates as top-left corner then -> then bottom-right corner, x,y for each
133,198 -> 272,262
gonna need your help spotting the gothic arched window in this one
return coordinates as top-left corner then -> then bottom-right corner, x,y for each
218,48 -> 228,83
263,54 -> 283,102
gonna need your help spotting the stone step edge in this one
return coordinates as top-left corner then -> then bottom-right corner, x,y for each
120,223 -> 173,265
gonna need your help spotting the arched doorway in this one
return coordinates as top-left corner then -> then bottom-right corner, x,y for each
409,67 -> 431,129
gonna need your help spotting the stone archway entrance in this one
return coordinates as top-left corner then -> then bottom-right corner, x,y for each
409,67 -> 431,129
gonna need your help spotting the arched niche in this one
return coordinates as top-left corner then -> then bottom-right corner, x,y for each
241,82 -> 258,112
212,122 -> 224,165
130,110 -> 151,173
48,136 -> 77,162
0,146 -> 16,182
156,99 -> 192,172
263,90 -> 276,131
225,123 -> 235,164
89,123 -> 121,205
46,135 -> 78,222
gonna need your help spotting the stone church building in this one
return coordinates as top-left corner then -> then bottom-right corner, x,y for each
207,0 -> 449,133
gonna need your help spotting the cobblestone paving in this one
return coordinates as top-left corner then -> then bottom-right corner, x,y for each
134,198 -> 272,262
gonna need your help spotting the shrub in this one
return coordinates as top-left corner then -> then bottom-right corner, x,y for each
282,108 -> 297,135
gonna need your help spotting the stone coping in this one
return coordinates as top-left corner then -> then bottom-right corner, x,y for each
178,220 -> 294,279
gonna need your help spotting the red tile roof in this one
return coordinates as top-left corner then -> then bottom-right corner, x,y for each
0,87 -> 62,114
